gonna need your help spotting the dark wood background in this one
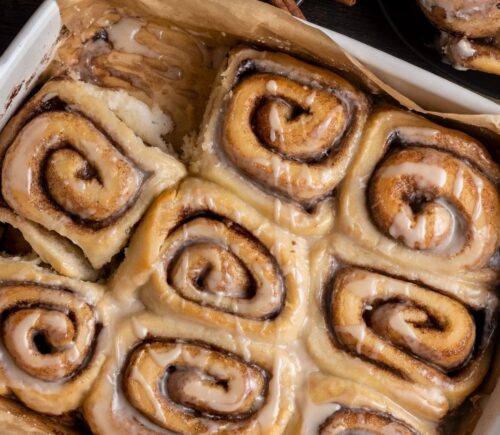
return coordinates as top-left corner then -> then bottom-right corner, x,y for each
0,0 -> 427,69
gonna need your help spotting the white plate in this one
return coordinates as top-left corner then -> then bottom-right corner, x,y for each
0,1 -> 498,433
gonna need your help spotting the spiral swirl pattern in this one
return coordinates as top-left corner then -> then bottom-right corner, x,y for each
223,71 -> 361,207
112,178 -> 308,343
309,265 -> 496,420
0,79 -> 186,270
191,48 -> 369,236
337,108 -> 500,296
369,145 -> 498,261
3,112 -> 143,227
1,285 -> 97,382
164,215 -> 284,320
0,263 -> 105,415
83,314 -> 295,435
124,340 -> 268,432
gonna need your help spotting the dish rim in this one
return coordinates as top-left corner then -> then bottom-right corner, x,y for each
0,1 -> 498,434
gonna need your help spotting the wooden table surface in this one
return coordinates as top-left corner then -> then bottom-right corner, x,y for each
0,0 -> 427,71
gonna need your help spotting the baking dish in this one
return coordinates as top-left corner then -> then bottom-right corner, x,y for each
0,0 -> 498,433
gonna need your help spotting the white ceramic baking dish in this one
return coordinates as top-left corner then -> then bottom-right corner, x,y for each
0,0 -> 498,433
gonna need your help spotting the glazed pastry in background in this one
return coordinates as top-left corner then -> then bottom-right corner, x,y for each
0,262 -> 107,415
304,374 -> 436,434
439,33 -> 500,75
51,8 -> 228,149
0,397 -> 78,435
307,239 -> 498,422
0,79 -> 186,274
188,48 -> 369,237
111,178 -> 309,343
334,107 -> 500,299
84,312 -> 295,434
416,0 -> 500,74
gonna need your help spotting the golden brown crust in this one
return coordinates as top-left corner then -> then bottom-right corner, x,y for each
307,239 -> 498,421
335,107 -> 500,299
83,313 -> 295,434
0,79 -> 186,270
416,0 -> 500,39
416,0 -> 500,74
189,47 -> 369,236
111,177 -> 309,343
440,34 -> 500,76
0,262 -> 106,415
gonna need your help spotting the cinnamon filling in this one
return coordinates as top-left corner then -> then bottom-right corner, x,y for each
164,212 -> 285,320
122,339 -> 269,432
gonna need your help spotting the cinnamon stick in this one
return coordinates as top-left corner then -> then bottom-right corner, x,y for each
271,0 -> 306,19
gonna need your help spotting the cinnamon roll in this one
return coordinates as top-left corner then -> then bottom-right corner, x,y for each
416,0 -> 500,74
111,177 -> 309,343
188,48 -> 369,236
335,108 -> 500,300
83,312 -> 295,434
302,374 -> 436,434
52,10 -> 224,149
0,79 -> 186,271
0,261 -> 107,415
307,242 -> 498,421
439,33 -> 500,75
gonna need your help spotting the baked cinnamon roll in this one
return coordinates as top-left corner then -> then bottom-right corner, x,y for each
83,312 -> 295,434
335,108 -> 500,299
416,0 -> 500,74
111,178 -> 309,343
439,33 -> 500,75
307,241 -> 497,421
302,374 -> 436,434
0,79 -> 186,272
53,10 -> 223,149
188,48 -> 369,236
0,262 -> 107,415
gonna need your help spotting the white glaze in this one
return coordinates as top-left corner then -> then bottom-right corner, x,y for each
107,17 -> 158,58
453,167 -> 464,198
164,219 -> 283,319
454,39 -> 476,58
269,104 -> 284,144
305,91 -> 316,106
131,317 -> 148,339
301,402 -> 341,434
256,351 -> 285,432
388,306 -> 418,341
471,173 -> 484,222
380,162 -> 447,189
389,209 -> 428,249
266,80 -> 278,94
130,365 -> 167,423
